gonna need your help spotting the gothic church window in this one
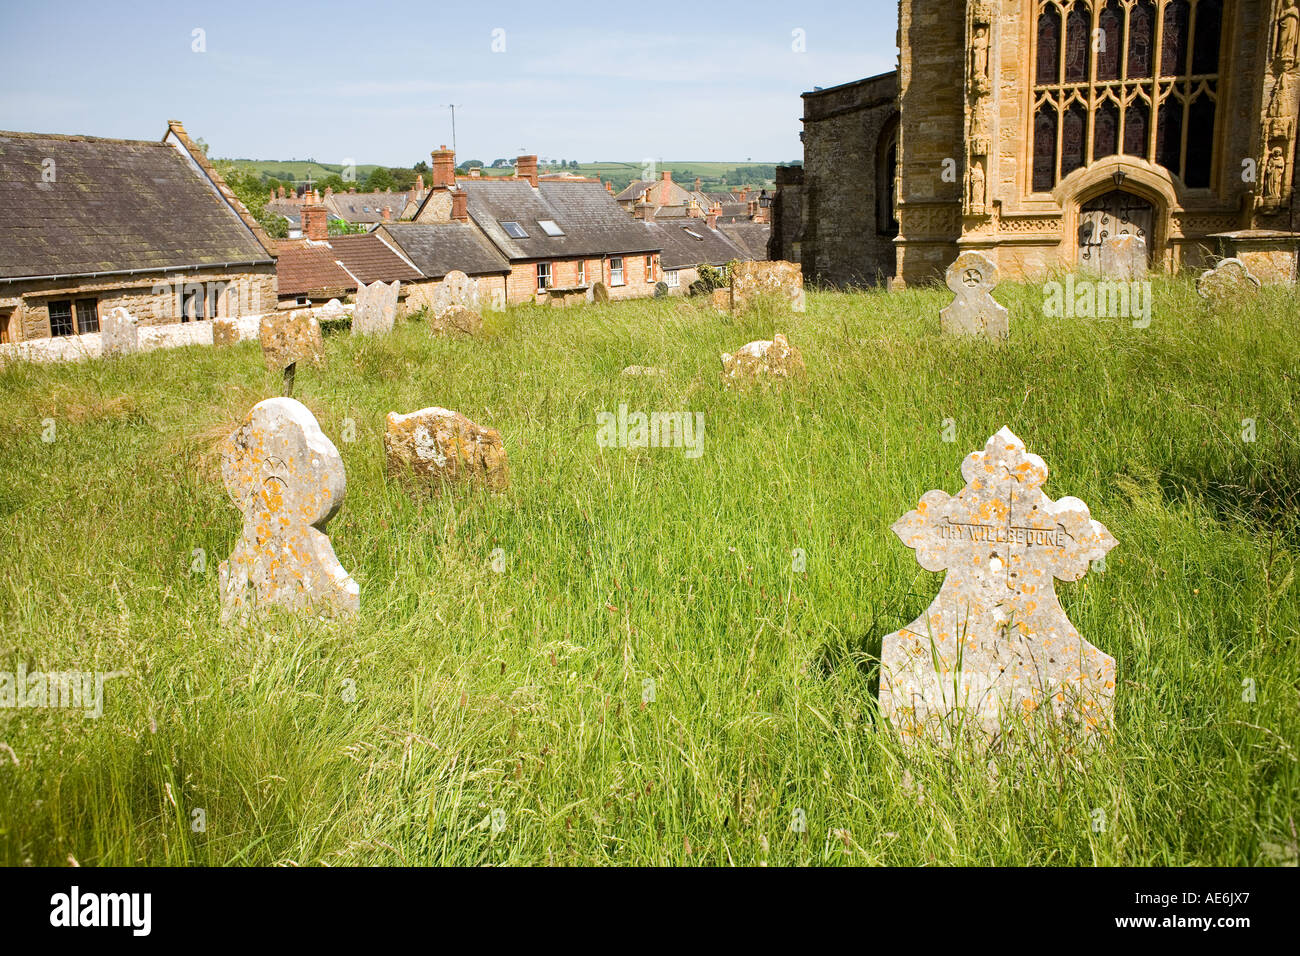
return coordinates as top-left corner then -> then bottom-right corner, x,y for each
1031,0 -> 1222,191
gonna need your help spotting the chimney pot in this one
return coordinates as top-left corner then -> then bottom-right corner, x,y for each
431,146 -> 456,188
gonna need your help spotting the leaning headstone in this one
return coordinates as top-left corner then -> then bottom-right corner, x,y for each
1101,233 -> 1147,281
940,251 -> 1008,339
429,306 -> 482,337
385,407 -> 509,492
729,260 -> 805,313
100,307 -> 139,358
720,332 -> 806,386
881,427 -> 1117,747
212,318 -> 240,348
1197,257 -> 1261,300
590,281 -> 609,303
353,280 -> 400,335
218,397 -> 359,624
431,270 -> 479,320
259,310 -> 325,395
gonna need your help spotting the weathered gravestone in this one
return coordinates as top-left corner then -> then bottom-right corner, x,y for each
430,270 -> 479,321
429,306 -> 482,337
218,397 -> 359,624
384,407 -> 509,492
729,260 -> 806,313
880,427 -> 1117,746
100,307 -> 139,358
353,280 -> 400,335
720,332 -> 806,387
1101,233 -> 1148,281
940,251 -> 1008,339
1197,257 -> 1261,300
654,281 -> 670,298
259,310 -> 325,395
211,318 -> 241,348
590,281 -> 609,303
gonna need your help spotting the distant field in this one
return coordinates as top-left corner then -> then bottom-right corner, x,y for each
222,158 -> 781,192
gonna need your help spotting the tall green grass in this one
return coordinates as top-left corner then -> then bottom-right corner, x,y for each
0,278 -> 1296,866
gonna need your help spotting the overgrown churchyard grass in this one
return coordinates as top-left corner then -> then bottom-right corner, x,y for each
0,278 -> 1296,866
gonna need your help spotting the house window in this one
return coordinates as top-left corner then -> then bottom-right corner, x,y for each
0,312 -> 12,345
537,262 -> 552,291
666,270 -> 680,288
610,257 -> 625,286
75,298 -> 99,333
1031,0 -> 1222,190
537,219 -> 564,236
577,261 -> 586,285
645,255 -> 654,281
182,286 -> 207,322
48,300 -> 75,337
501,221 -> 529,239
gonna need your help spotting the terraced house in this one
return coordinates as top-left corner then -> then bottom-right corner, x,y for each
410,149 -> 663,305
0,121 -> 277,343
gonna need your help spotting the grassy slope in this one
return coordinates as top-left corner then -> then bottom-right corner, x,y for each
0,280 -> 1296,866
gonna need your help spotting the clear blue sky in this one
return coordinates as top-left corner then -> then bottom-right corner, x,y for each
0,0 -> 898,165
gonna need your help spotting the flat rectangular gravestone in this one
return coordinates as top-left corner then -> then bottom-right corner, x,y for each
353,280 -> 400,335
260,310 -> 325,373
1100,233 -> 1147,281
100,307 -> 139,358
880,427 -> 1117,748
729,261 -> 805,313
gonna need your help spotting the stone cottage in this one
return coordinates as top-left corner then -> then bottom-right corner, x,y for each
0,121 -> 277,343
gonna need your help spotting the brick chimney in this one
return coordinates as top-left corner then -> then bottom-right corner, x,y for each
516,154 -> 538,187
605,180 -> 614,194
431,145 -> 456,188
382,205 -> 392,222
635,200 -> 655,223
451,189 -> 469,222
278,185 -> 286,199
706,203 -> 720,230
303,204 -> 329,241
268,189 -> 275,203
687,197 -> 701,218
416,173 -> 425,194
695,177 -> 701,192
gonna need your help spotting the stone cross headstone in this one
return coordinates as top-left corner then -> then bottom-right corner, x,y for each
218,397 -> 359,624
1101,233 -> 1148,281
259,310 -> 325,396
940,251 -> 1008,339
431,270 -> 479,320
100,307 -> 139,358
1197,257 -> 1261,300
353,280 -> 400,335
881,427 -> 1117,746
384,407 -> 509,492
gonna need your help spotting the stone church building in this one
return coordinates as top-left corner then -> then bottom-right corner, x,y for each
772,0 -> 1300,287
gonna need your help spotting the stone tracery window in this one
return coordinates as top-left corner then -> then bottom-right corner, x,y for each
1031,0 -> 1222,192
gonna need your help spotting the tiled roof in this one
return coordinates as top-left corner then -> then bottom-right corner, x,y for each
275,233 -> 419,297
378,223 -> 510,278
718,221 -> 771,261
647,221 -> 747,270
327,191 -> 410,224
0,129 -> 272,280
460,180 -> 660,260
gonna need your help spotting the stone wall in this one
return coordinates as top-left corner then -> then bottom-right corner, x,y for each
769,165 -> 804,264
798,73 -> 900,288
0,266 -> 277,343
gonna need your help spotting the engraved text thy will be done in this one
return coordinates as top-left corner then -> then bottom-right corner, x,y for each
935,520 -> 1069,547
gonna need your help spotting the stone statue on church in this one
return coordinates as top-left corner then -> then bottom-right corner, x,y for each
1277,0 -> 1299,69
967,154 -> 987,214
970,24 -> 991,96
1264,145 -> 1288,202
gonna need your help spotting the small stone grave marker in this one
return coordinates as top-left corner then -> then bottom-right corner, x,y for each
259,310 -> 325,396
218,397 -> 359,624
1197,257 -> 1261,300
385,407 -> 509,492
940,251 -> 1008,339
353,280 -> 400,335
100,307 -> 139,358
1101,233 -> 1147,281
720,332 -> 805,386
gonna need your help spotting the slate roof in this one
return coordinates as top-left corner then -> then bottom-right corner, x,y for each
718,221 -> 771,261
276,234 -> 420,297
378,223 -> 510,278
327,191 -> 410,224
647,221 -> 747,270
0,129 -> 273,281
459,180 -> 660,260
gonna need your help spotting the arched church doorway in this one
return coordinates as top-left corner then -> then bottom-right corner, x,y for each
1078,190 -> 1153,273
